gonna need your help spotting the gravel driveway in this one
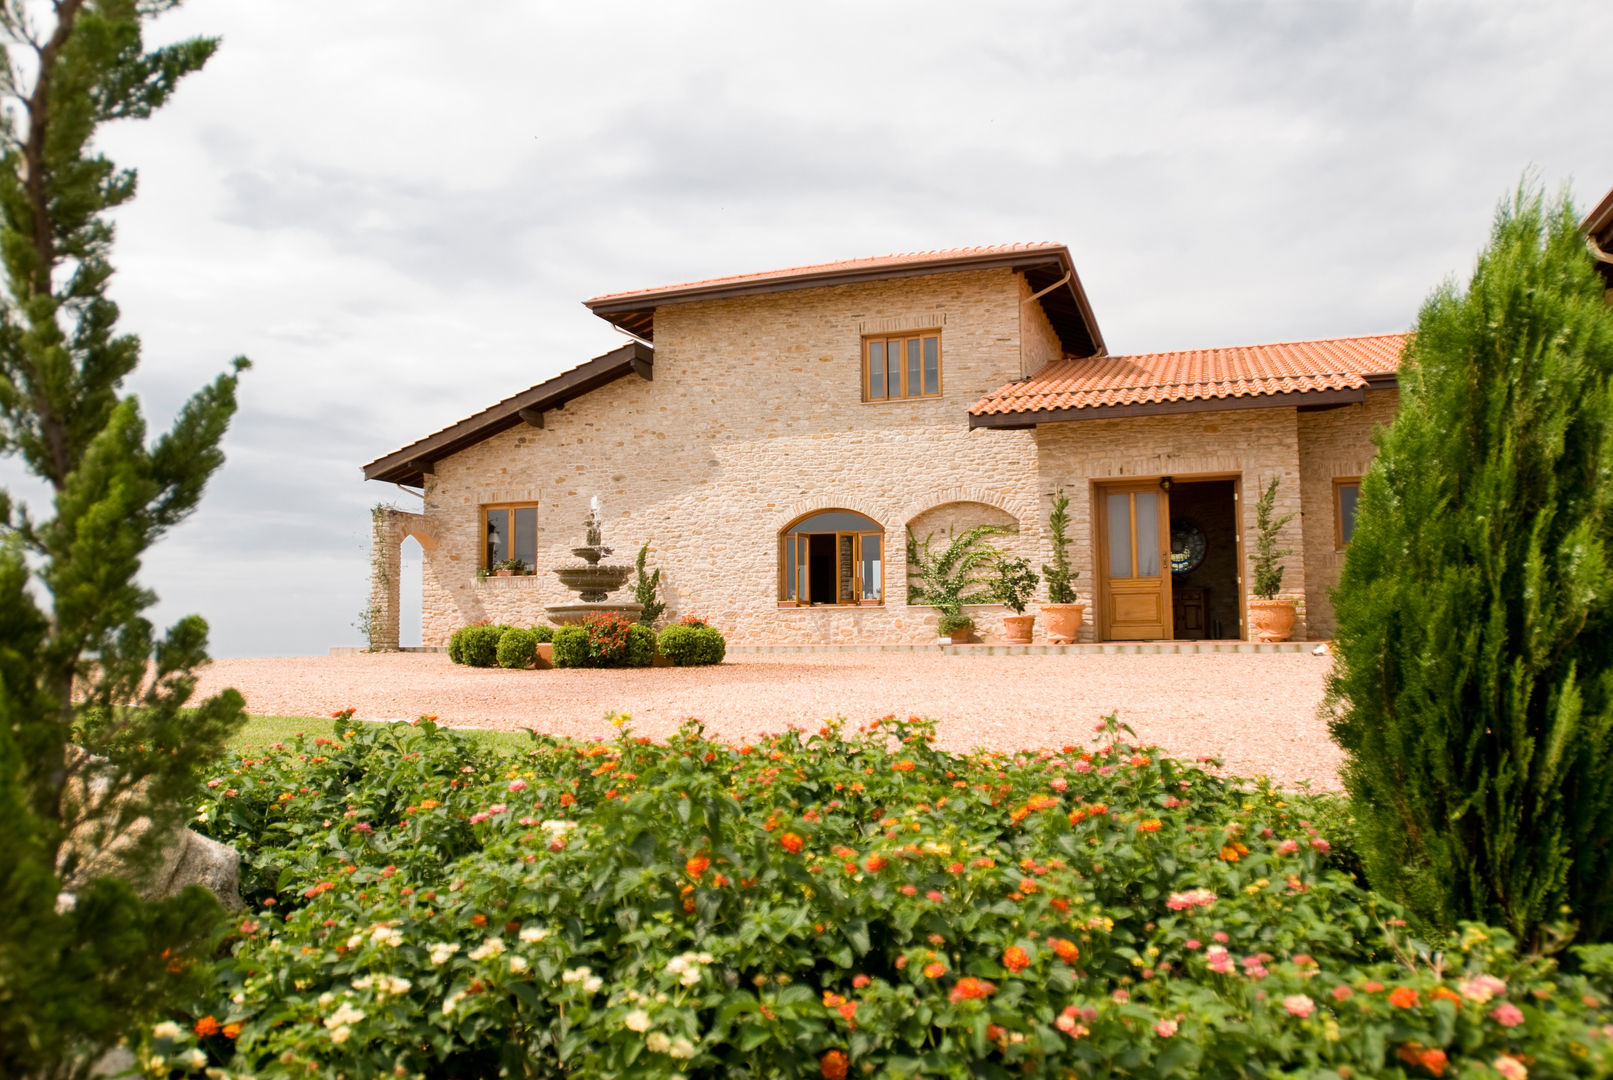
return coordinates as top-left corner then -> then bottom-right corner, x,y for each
196,652 -> 1342,788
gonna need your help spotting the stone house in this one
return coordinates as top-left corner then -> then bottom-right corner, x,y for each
363,242 -> 1404,647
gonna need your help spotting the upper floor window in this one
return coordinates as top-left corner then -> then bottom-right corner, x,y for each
1334,479 -> 1361,550
484,504 -> 538,572
780,510 -> 883,604
864,333 -> 941,401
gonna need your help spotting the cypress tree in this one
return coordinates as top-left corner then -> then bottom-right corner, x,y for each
1327,182 -> 1613,950
0,2 -> 248,1073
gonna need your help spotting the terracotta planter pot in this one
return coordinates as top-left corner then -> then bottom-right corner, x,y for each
1247,598 -> 1297,643
941,622 -> 972,645
1042,603 -> 1085,644
494,569 -> 514,578
1002,612 -> 1035,645
534,643 -> 554,669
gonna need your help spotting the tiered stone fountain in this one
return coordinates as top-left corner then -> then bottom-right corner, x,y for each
545,497 -> 644,625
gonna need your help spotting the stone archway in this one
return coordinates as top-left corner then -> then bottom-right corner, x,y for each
368,506 -> 435,651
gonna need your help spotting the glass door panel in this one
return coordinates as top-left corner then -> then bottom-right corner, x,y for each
859,534 -> 882,601
1134,493 -> 1158,576
1105,492 -> 1133,578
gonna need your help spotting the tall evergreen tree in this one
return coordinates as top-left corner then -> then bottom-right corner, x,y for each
0,2 -> 247,1074
1327,182 -> 1613,950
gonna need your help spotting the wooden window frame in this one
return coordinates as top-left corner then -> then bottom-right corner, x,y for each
862,332 -> 942,402
778,523 -> 884,605
1333,478 -> 1361,551
482,502 -> 540,572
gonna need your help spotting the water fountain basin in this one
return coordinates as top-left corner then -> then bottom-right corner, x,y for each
553,563 -> 633,604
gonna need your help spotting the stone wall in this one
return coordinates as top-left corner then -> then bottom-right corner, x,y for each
415,268 -> 1046,646
1296,389 -> 1400,638
1019,275 -> 1064,379
1034,406 -> 1308,641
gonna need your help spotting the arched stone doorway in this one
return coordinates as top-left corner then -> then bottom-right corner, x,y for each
368,506 -> 436,651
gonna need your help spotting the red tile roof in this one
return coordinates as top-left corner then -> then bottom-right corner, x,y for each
586,243 -> 1068,304
969,333 -> 1407,417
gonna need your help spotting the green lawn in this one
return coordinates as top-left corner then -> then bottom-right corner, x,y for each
227,714 -> 531,753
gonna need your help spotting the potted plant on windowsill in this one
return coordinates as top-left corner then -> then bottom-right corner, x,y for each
993,555 -> 1040,644
1248,476 -> 1298,642
492,558 -> 527,578
1041,488 -> 1085,643
907,522 -> 1014,646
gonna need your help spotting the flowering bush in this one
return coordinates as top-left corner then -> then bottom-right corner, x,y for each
159,714 -> 1613,1078
552,613 -> 655,668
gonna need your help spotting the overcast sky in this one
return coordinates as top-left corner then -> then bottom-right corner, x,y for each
9,0 -> 1609,656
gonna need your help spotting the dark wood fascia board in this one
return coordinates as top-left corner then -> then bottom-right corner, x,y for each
362,341 -> 652,485
1362,372 -> 1401,391
517,407 -> 543,428
585,251 -> 1063,315
585,247 -> 1107,359
968,386 -> 1369,428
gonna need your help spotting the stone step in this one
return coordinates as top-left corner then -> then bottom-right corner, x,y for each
727,641 -> 1317,656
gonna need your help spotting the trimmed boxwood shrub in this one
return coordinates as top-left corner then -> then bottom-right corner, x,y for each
656,621 -> 726,666
623,623 -> 655,668
552,614 -> 655,668
457,624 -> 505,668
551,625 -> 588,668
446,625 -> 469,665
495,627 -> 538,669
529,624 -> 554,644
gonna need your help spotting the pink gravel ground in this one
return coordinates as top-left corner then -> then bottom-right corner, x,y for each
197,652 -> 1343,789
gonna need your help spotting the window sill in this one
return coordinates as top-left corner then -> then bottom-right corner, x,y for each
778,601 -> 884,609
477,575 -> 542,587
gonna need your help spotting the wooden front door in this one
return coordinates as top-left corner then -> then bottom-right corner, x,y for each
1099,483 -> 1172,639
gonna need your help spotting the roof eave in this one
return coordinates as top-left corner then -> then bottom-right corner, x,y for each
584,246 -> 1107,359
968,381 -> 1397,428
1582,183 -> 1613,252
361,341 -> 653,486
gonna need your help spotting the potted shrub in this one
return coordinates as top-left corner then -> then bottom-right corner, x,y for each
1248,476 -> 1298,642
492,558 -> 526,578
907,523 -> 1013,645
992,555 -> 1040,644
936,612 -> 973,645
1041,488 -> 1085,643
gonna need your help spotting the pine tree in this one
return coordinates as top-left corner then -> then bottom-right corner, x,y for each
0,2 -> 248,1073
1326,182 -> 1613,950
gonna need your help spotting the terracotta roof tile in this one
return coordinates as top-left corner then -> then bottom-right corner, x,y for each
586,242 -> 1067,304
969,333 -> 1407,417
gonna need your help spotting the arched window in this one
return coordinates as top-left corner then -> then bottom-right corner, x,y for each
780,510 -> 883,605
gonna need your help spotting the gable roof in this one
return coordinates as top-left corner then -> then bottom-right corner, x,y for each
969,333 -> 1406,427
584,243 -> 1106,357
362,341 -> 652,486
